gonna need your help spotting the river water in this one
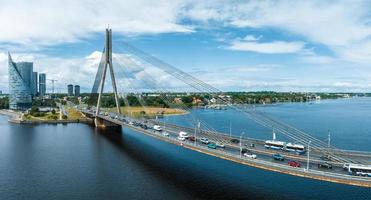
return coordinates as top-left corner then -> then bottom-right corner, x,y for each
0,98 -> 370,199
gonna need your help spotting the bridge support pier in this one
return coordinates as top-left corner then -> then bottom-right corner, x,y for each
94,117 -> 121,128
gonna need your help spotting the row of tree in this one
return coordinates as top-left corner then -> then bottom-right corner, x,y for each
0,97 -> 9,109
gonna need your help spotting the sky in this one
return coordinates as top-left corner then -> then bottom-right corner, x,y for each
1,0 -> 371,93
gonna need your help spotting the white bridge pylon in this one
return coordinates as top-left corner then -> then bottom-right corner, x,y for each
94,29 -> 121,127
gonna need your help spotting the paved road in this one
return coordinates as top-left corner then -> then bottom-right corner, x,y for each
80,109 -> 371,185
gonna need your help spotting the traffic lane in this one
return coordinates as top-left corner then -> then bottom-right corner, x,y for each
114,117 -> 350,175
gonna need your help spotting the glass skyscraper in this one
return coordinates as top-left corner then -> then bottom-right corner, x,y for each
74,85 -> 80,97
8,53 -> 33,110
31,72 -> 38,97
39,73 -> 46,97
67,84 -> 73,96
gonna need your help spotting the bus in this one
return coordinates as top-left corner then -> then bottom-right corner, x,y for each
285,143 -> 306,154
343,163 -> 371,177
264,140 -> 285,150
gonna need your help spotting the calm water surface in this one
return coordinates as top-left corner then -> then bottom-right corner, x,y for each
0,98 -> 370,199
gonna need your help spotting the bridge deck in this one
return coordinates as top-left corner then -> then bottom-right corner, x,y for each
82,110 -> 371,188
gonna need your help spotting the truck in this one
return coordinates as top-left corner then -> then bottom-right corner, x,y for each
153,125 -> 162,131
179,131 -> 189,138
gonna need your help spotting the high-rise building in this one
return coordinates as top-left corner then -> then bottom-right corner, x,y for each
8,53 -> 33,110
67,84 -> 74,96
31,72 -> 38,97
39,73 -> 46,97
74,85 -> 80,97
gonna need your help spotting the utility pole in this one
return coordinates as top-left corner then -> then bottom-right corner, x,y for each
195,120 -> 200,146
229,121 -> 232,138
240,131 -> 245,158
306,140 -> 311,171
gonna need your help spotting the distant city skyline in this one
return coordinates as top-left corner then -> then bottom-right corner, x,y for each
1,1 -> 371,93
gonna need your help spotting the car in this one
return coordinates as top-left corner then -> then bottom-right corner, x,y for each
207,143 -> 217,149
318,162 -> 333,169
179,131 -> 189,138
188,136 -> 196,142
177,136 -> 186,141
246,143 -> 255,148
272,154 -> 285,161
240,148 -> 249,154
230,138 -> 239,144
288,161 -> 301,167
320,155 -> 332,161
216,142 -> 225,148
200,137 -> 209,144
244,153 -> 257,159
162,132 -> 169,137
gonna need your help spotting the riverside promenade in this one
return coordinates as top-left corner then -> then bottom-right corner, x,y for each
0,109 -> 93,124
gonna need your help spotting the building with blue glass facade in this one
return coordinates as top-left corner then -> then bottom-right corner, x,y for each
31,72 -> 38,97
39,73 -> 46,97
67,84 -> 73,96
8,53 -> 33,110
74,85 -> 80,97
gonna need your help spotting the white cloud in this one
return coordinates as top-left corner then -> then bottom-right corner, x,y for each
0,0 -> 192,46
228,40 -> 306,54
243,35 -> 262,41
183,0 -> 371,65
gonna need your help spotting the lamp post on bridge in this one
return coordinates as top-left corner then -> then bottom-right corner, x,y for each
240,131 -> 245,158
194,120 -> 200,146
306,140 -> 311,172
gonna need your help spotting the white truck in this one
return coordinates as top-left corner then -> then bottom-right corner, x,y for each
179,131 -> 189,138
153,125 -> 162,131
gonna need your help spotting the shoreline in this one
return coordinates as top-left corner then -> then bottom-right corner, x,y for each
0,109 -> 93,125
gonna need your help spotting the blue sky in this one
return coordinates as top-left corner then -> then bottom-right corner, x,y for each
1,0 -> 371,93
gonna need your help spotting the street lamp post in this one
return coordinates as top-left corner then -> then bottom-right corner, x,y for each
194,122 -> 197,146
306,140 -> 311,172
240,132 -> 245,158
195,120 -> 200,146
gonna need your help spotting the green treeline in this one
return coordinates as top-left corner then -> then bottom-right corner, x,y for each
0,97 -> 9,109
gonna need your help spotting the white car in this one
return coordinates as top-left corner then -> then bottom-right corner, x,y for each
177,136 -> 186,141
216,142 -> 225,148
153,125 -> 162,131
244,153 -> 257,159
200,137 -> 209,144
179,131 -> 189,138
162,132 -> 169,137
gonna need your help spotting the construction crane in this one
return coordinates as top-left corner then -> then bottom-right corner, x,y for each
47,79 -> 58,99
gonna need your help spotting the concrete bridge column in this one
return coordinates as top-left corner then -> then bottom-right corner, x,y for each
94,117 -> 121,128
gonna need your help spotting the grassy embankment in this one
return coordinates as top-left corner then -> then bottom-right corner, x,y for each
65,108 -> 85,120
105,106 -> 188,118
23,111 -> 59,121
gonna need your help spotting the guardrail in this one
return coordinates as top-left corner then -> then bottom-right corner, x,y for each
124,121 -> 371,185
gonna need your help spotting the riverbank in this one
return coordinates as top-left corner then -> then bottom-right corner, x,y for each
105,106 -> 188,118
0,109 -> 22,123
0,109 -> 93,125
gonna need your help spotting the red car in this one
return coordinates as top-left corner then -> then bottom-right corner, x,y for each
188,136 -> 196,142
288,161 -> 301,167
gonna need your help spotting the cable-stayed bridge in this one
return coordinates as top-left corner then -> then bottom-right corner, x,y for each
80,29 -> 371,187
